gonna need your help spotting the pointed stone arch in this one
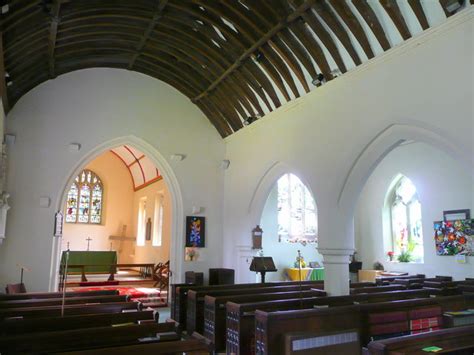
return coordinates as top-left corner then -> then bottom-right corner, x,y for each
48,135 -> 184,291
338,123 -> 473,218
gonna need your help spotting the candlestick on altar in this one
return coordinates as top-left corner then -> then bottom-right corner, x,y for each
86,237 -> 92,251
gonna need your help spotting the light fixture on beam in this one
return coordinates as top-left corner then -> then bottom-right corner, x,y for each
251,51 -> 264,63
445,0 -> 463,14
312,73 -> 326,87
331,68 -> 342,78
243,116 -> 258,126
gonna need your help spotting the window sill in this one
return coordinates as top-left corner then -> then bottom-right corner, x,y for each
386,260 -> 424,265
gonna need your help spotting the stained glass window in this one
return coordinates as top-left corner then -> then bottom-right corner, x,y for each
65,169 -> 103,224
277,173 -> 317,245
389,176 -> 424,261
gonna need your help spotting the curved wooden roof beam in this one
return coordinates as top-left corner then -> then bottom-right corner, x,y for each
380,0 -> 412,40
352,0 -> 391,51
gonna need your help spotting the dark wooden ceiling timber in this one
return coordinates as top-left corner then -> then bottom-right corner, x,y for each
0,0 -> 467,137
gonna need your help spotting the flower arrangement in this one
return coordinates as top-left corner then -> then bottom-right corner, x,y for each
397,250 -> 412,262
294,255 -> 306,268
186,244 -> 198,261
387,251 -> 394,261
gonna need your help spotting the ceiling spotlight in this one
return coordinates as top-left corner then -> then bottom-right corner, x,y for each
312,73 -> 326,86
331,68 -> 342,78
251,51 -> 264,63
243,116 -> 258,126
445,0 -> 463,13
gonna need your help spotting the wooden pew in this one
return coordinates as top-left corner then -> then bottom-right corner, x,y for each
0,289 -> 119,301
254,295 -> 474,355
204,289 -> 326,351
226,289 -> 433,355
0,310 -> 156,335
187,284 -> 324,334
172,280 -> 324,327
0,294 -> 129,308
351,285 -> 407,294
367,325 -> 474,354
0,322 -> 178,354
58,333 -> 212,354
0,301 -> 139,320
376,274 -> 425,285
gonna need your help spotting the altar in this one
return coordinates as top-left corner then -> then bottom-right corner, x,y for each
285,267 -> 325,281
60,251 -> 117,273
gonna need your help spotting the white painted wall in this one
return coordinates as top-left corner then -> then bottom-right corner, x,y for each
354,142 -> 474,280
222,11 -> 473,291
0,69 -> 225,291
132,179 -> 171,265
260,184 -> 323,282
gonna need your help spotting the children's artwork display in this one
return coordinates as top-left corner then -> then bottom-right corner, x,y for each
185,216 -> 205,247
434,219 -> 473,256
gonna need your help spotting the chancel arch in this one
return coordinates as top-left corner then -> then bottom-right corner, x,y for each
49,135 -> 184,291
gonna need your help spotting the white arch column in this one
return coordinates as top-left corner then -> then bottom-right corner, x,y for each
318,207 -> 354,296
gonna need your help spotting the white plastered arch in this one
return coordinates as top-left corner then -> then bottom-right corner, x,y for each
48,135 -> 184,291
338,123 -> 474,219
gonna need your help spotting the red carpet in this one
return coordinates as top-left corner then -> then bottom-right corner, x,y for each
72,286 -> 167,307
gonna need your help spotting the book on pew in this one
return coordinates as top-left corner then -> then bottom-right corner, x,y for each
444,309 -> 474,327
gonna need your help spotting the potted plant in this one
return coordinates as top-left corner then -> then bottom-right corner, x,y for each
387,251 -> 394,261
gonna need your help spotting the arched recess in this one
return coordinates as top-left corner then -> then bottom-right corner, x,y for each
247,162 -> 318,228
338,123 -> 474,219
48,135 -> 184,291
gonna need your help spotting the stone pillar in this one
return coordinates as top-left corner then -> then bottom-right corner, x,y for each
319,248 -> 353,296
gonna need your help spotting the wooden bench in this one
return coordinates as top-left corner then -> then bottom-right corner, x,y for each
0,294 -> 129,309
0,301 -> 139,320
0,321 -> 178,354
0,310 -> 156,335
0,289 -> 119,301
254,295 -> 474,355
187,283 -> 324,334
226,289 -> 434,355
58,332 -> 212,354
351,285 -> 407,294
172,280 -> 324,326
204,289 -> 326,351
367,325 -> 474,354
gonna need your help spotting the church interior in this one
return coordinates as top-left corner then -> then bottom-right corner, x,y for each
0,0 -> 472,353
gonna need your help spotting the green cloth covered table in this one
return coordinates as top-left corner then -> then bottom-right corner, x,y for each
61,251 -> 117,273
285,267 -> 325,281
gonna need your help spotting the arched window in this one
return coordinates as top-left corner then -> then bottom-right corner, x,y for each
388,176 -> 424,262
277,173 -> 317,245
65,169 -> 103,224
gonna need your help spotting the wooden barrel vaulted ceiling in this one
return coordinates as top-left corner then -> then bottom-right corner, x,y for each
0,0 -> 470,137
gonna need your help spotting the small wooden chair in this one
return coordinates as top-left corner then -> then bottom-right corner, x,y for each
153,261 -> 170,291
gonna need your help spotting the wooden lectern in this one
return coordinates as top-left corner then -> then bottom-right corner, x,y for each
249,257 -> 277,283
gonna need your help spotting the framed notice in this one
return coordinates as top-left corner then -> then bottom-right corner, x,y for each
443,209 -> 470,221
54,211 -> 64,237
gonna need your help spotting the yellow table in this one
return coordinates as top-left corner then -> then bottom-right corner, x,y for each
285,267 -> 324,281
